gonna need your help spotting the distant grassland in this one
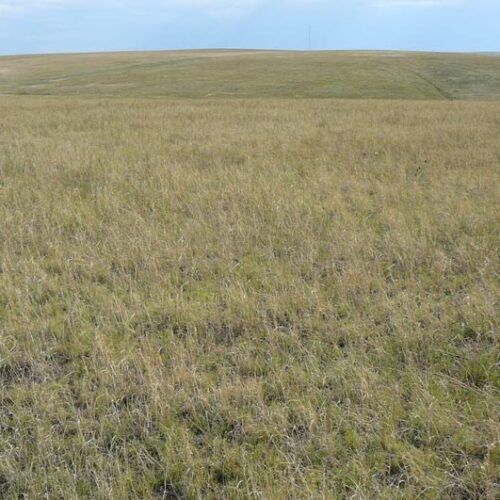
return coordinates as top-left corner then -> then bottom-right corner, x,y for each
1,50 -> 500,99
0,95 -> 499,498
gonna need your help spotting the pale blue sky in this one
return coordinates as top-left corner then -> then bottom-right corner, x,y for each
0,0 -> 499,55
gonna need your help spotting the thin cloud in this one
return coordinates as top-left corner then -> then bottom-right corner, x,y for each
374,0 -> 462,6
0,0 -> 469,17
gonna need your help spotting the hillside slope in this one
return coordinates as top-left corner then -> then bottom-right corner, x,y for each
1,50 -> 500,99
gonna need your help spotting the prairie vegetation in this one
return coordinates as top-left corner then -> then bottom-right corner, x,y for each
0,52 -> 499,498
1,50 -> 500,99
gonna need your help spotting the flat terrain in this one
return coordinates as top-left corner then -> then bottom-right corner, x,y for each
1,95 -> 499,498
0,51 -> 499,498
1,50 -> 500,99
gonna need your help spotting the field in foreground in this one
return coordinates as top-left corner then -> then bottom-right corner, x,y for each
0,96 -> 499,498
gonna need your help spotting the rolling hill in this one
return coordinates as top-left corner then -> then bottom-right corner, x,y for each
1,50 -> 500,99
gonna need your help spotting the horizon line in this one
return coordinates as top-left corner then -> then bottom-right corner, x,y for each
2,48 -> 500,58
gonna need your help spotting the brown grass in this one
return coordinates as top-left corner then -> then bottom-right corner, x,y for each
0,96 -> 499,498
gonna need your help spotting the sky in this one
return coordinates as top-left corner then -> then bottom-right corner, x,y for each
0,0 -> 499,55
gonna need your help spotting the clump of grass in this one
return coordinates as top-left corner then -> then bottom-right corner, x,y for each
0,96 -> 498,497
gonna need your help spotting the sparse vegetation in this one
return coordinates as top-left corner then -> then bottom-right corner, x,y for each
0,52 -> 499,498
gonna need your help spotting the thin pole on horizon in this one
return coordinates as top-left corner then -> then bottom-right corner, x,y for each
308,26 -> 311,51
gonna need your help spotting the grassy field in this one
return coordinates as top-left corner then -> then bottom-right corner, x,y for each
0,52 -> 499,498
1,50 -> 500,99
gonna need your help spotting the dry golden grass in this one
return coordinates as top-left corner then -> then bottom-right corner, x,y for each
0,96 -> 499,498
